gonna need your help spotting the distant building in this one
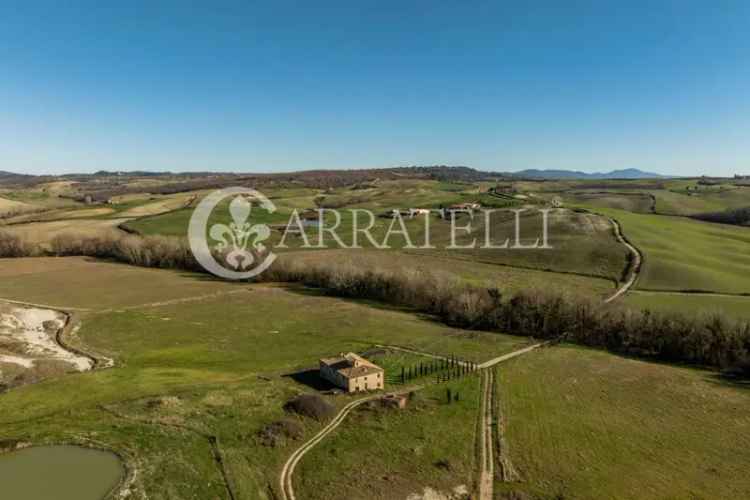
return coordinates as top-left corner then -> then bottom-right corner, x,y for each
381,393 -> 408,409
408,208 -> 431,217
448,202 -> 480,211
319,353 -> 384,393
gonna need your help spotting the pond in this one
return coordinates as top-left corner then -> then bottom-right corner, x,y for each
0,445 -> 125,500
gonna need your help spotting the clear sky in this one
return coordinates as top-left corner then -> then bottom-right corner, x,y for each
1,1 -> 749,176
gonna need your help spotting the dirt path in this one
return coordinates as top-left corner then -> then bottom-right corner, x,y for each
279,343 -> 544,500
478,369 -> 495,500
604,217 -> 642,303
478,343 -> 544,369
279,395 -> 380,500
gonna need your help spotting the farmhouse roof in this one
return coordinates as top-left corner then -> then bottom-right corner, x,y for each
320,352 -> 383,380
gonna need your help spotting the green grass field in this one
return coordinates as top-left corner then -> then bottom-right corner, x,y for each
584,208 -> 750,294
653,185 -> 750,216
564,191 -> 654,213
295,375 -> 481,500
0,257 -> 525,499
624,291 -> 750,321
280,249 -> 616,299
125,185 -> 629,286
496,345 -> 750,499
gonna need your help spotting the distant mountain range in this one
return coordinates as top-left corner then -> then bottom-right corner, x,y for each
0,166 -> 667,184
509,168 -> 666,180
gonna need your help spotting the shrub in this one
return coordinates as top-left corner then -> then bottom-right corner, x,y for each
0,230 -> 34,257
257,419 -> 304,447
283,394 -> 335,421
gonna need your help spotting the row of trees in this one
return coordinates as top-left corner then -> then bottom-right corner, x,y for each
691,207 -> 750,227
2,230 -> 748,375
399,355 -> 479,384
265,259 -> 750,373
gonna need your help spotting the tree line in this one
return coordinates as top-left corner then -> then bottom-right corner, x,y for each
398,355 -> 479,384
1,229 -> 748,376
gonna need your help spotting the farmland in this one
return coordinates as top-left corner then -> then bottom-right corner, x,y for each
0,256 -> 525,499
496,345 -> 750,499
0,169 -> 749,499
591,208 -> 750,294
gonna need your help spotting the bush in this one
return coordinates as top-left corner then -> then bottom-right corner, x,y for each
0,230 -> 34,257
48,231 -> 203,271
257,419 -> 304,447
283,394 -> 335,421
691,207 -> 750,226
723,357 -> 750,380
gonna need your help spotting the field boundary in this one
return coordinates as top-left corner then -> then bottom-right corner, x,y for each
117,196 -> 197,236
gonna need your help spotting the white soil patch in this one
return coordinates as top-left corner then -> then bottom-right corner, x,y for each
0,354 -> 35,368
406,485 -> 469,500
0,304 -> 93,372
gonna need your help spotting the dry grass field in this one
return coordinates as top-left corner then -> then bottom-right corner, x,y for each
0,196 -> 34,215
2,219 -> 128,247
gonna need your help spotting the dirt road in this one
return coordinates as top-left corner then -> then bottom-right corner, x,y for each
278,343 -> 544,500
604,217 -> 643,303
279,395 -> 379,500
478,369 -> 495,500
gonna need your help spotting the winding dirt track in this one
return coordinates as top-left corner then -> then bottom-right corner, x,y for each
279,395 -> 380,500
278,343 -> 544,500
604,217 -> 643,303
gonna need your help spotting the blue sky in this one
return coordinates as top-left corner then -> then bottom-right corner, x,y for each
1,1 -> 749,176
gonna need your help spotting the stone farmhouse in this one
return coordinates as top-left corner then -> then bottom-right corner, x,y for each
319,353 -> 384,393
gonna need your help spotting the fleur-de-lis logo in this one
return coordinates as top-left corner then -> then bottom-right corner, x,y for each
188,187 -> 277,280
209,196 -> 271,270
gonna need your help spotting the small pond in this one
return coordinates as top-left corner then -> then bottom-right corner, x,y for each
0,445 -> 124,500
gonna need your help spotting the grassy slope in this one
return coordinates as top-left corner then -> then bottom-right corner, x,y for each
564,192 -> 654,213
419,209 -> 627,281
295,376 -> 481,500
624,291 -> 750,321
589,208 -> 750,294
497,345 -> 750,500
280,249 -> 615,299
0,257 -> 243,309
125,181 -> 628,285
653,185 -> 750,216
